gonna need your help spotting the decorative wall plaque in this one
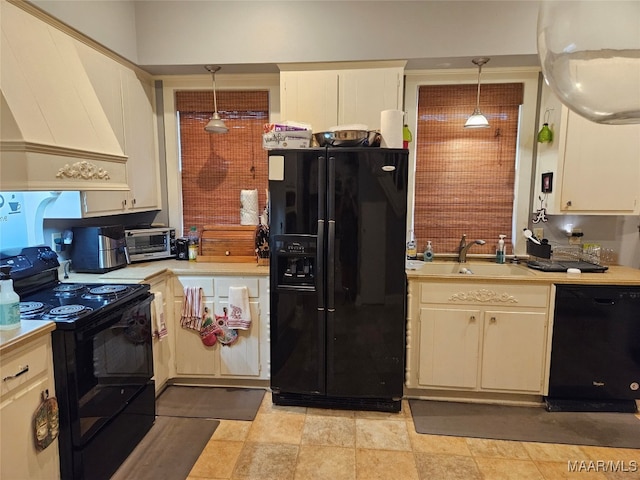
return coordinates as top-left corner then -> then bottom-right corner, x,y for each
449,288 -> 518,303
56,161 -> 110,180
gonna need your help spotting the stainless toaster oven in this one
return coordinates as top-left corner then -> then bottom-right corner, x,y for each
125,227 -> 176,262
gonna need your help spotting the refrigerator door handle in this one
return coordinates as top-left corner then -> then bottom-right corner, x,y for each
317,155 -> 326,309
327,155 -> 336,311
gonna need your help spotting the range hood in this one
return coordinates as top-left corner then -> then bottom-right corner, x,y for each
0,1 -> 128,191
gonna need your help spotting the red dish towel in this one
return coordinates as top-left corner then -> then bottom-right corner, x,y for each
227,286 -> 251,330
180,286 -> 205,331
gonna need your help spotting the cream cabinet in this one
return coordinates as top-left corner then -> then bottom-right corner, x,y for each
536,85 -> 640,215
279,62 -> 405,132
407,280 -> 551,396
67,43 -> 161,217
173,275 -> 269,380
148,274 -> 174,395
0,334 -> 60,479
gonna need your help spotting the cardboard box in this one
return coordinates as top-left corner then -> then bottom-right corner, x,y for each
262,130 -> 312,150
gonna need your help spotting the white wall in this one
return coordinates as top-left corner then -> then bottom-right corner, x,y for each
31,0 -> 139,62
32,0 -> 541,73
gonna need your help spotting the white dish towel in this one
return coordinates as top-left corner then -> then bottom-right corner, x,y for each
180,286 -> 205,331
152,291 -> 168,340
227,286 -> 251,330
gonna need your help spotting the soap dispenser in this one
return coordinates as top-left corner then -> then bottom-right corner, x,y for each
496,235 -> 506,264
424,241 -> 434,262
406,230 -> 417,260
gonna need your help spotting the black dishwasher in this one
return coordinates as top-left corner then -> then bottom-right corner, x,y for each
546,284 -> 640,412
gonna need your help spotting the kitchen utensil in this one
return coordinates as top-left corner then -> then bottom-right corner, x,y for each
523,228 -> 541,245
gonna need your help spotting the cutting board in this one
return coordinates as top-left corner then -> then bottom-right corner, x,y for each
198,225 -> 256,262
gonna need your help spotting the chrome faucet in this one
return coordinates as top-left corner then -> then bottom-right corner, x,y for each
458,234 -> 486,262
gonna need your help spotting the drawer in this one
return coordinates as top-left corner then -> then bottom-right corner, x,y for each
173,276 -> 214,297
421,282 -> 549,308
1,339 -> 50,398
215,277 -> 259,298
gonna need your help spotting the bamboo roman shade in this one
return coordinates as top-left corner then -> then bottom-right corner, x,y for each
176,90 -> 269,237
414,83 -> 524,255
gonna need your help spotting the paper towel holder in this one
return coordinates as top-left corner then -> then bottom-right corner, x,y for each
464,57 -> 490,129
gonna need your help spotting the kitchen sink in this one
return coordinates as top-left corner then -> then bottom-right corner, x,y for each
415,261 -> 536,277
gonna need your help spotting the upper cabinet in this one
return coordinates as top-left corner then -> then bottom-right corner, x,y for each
536,83 -> 640,215
78,54 -> 161,216
0,1 -> 128,192
279,61 -> 406,132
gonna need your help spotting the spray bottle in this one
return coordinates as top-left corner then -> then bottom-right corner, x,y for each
0,266 -> 20,330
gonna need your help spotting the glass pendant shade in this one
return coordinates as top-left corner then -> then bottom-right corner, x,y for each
465,57 -> 490,129
204,65 -> 228,134
464,109 -> 490,128
205,113 -> 228,133
537,1 -> 640,125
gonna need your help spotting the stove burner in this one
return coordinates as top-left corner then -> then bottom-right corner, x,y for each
54,284 -> 85,293
49,304 -> 91,317
20,301 -> 46,315
88,285 -> 128,295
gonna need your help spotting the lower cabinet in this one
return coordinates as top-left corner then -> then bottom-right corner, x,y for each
149,275 -> 174,394
0,333 -> 60,479
173,275 -> 269,380
409,280 -> 551,395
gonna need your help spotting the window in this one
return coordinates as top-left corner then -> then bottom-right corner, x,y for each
404,69 -> 539,257
414,83 -> 524,254
175,90 -> 269,237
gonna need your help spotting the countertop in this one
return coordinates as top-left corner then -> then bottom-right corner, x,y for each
406,260 -> 640,285
0,321 -> 55,356
62,259 -> 270,283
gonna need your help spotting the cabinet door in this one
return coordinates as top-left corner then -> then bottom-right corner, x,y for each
338,69 -> 402,130
1,378 -> 60,479
418,307 -> 480,389
121,68 -> 160,212
481,311 -> 547,392
217,301 -> 261,377
150,279 -> 171,394
280,70 -> 339,132
559,108 -> 640,214
174,299 -> 218,375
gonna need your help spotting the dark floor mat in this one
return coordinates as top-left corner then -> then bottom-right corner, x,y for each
156,386 -> 265,421
409,399 -> 640,449
111,416 -> 218,480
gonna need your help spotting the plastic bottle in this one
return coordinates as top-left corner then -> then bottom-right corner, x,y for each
496,235 -> 506,264
0,266 -> 21,330
424,241 -> 434,262
406,230 -> 417,260
188,226 -> 199,261
403,124 -> 413,149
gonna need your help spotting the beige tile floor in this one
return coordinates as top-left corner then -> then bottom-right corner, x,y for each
187,395 -> 640,480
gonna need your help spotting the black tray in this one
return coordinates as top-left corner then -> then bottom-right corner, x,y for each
526,260 -> 608,273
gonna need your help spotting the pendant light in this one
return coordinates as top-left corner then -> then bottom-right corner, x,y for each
464,57 -> 490,129
204,65 -> 228,134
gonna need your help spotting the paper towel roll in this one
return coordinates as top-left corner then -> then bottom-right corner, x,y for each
380,109 -> 404,148
240,189 -> 259,225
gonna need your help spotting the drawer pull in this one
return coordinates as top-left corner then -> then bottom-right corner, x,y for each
3,365 -> 29,381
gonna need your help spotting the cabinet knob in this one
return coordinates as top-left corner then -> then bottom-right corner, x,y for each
469,315 -> 476,322
565,200 -> 572,207
490,316 -> 497,323
132,198 -> 137,206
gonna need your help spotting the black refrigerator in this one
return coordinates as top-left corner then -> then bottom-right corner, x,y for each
268,147 -> 408,412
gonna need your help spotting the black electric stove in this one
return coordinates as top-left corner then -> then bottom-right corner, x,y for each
1,246 -> 155,480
